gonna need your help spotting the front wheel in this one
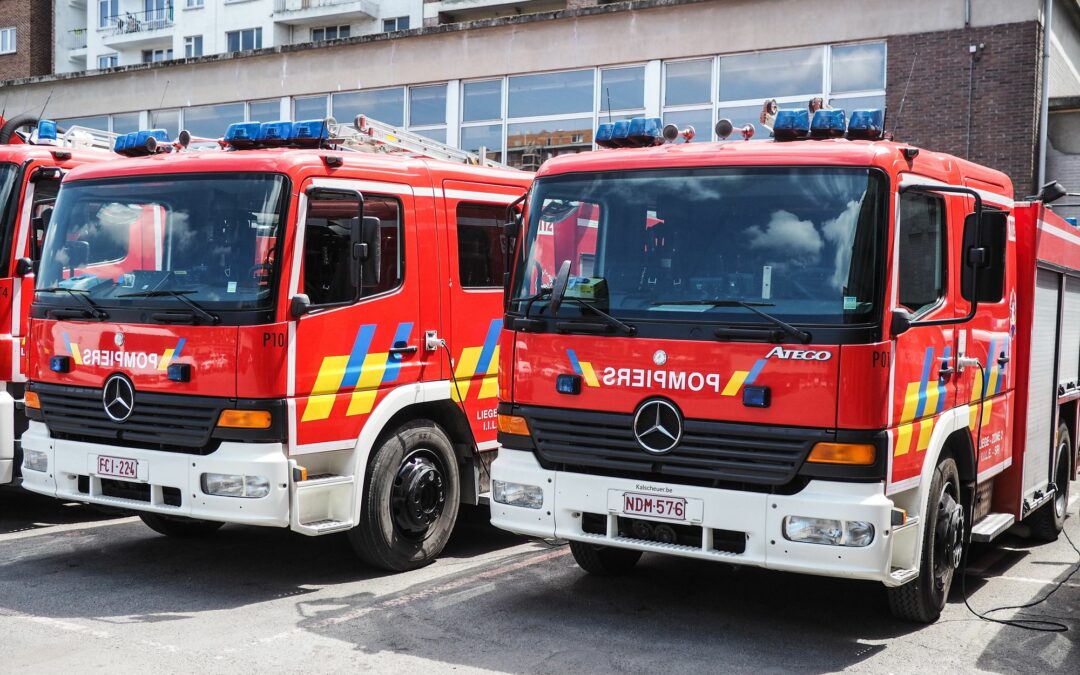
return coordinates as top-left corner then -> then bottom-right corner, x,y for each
348,421 -> 460,572
569,541 -> 643,576
1028,424 -> 1071,542
887,456 -> 965,623
139,513 -> 224,538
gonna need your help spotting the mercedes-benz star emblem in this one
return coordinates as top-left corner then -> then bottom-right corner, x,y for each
653,350 -> 667,366
114,332 -> 124,347
632,399 -> 682,454
102,374 -> 135,423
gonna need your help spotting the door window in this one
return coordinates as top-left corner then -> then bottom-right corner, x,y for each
302,193 -> 403,306
897,191 -> 947,314
457,202 -> 506,288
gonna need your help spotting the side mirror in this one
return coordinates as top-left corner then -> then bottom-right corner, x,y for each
891,307 -> 913,337
64,240 -> 90,272
14,257 -> 33,277
961,211 -> 1007,303
290,293 -> 311,319
1037,180 -> 1068,204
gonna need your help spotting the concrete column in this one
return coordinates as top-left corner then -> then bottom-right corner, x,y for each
644,59 -> 662,117
446,79 -> 460,146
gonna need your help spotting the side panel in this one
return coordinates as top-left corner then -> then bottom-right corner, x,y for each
1022,267 -> 1060,502
1058,277 -> 1080,391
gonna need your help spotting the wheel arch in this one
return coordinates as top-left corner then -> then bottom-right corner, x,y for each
1058,400 -> 1077,480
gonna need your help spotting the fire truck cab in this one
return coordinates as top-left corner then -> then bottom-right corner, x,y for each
20,119 -> 530,570
0,117 -> 115,485
491,111 -> 1080,622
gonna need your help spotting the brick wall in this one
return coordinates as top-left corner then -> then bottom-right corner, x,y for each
886,22 -> 1043,199
0,0 -> 52,81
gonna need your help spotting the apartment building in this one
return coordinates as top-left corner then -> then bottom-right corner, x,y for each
54,0 -> 422,74
0,0 -> 52,80
4,0 -> 1079,200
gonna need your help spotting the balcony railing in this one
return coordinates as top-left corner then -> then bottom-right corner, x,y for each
273,0 -> 371,13
66,28 -> 88,50
106,6 -> 175,36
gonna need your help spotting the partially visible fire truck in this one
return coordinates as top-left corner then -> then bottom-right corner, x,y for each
20,117 -> 530,570
491,111 -> 1079,621
0,116 -> 115,485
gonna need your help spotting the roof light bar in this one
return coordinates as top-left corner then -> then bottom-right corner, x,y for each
773,110 -> 810,141
595,117 -> 664,148
810,109 -> 846,139
114,128 -> 170,156
846,109 -> 885,140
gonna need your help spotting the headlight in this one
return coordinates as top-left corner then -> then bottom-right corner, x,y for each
201,473 -> 271,499
22,448 -> 48,473
782,515 -> 875,547
492,479 -> 543,509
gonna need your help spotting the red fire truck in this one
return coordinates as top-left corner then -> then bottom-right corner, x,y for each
19,117 -> 530,570
0,116 -> 115,486
491,110 -> 1079,622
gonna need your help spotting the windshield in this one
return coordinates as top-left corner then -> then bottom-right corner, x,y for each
510,167 -> 886,326
37,173 -> 287,315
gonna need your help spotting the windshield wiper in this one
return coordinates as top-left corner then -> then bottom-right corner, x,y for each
559,296 -> 636,335
652,298 -> 811,344
36,287 -> 109,320
118,289 -> 219,324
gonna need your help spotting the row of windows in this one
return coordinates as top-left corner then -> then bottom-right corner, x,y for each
0,27 -> 15,55
62,41 -> 886,169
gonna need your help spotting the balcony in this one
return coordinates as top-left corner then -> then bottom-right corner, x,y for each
65,28 -> 89,51
272,0 -> 377,26
101,6 -> 175,48
424,0 -> 566,24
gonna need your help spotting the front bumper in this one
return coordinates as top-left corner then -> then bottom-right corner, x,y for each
491,449 -> 898,584
20,421 -> 291,527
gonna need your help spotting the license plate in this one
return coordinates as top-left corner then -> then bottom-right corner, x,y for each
96,455 -> 139,480
622,492 -> 688,521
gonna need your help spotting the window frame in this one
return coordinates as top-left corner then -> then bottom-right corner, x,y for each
896,190 -> 949,317
455,201 -> 510,290
184,35 -> 203,58
0,27 -> 15,54
226,27 -> 262,53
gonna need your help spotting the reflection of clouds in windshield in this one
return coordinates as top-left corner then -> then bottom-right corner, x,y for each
169,211 -> 196,262
92,203 -> 139,252
745,210 -> 823,262
822,200 -> 862,291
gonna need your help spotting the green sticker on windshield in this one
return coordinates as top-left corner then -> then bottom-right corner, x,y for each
843,296 -> 857,310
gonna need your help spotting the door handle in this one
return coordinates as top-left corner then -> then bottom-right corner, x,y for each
388,344 -> 418,357
997,352 -> 1010,367
938,357 -> 954,376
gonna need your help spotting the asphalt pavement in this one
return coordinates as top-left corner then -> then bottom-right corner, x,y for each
1,484 -> 1077,674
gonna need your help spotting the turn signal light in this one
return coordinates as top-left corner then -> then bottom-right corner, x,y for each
497,414 -> 530,436
807,442 -> 875,465
24,391 -> 40,409
217,409 -> 272,429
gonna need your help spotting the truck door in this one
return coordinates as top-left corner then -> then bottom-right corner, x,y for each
441,180 -> 526,445
889,188 -> 958,489
290,180 -> 423,451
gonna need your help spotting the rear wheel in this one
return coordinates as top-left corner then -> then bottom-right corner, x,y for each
139,513 -> 224,538
348,421 -> 460,572
569,541 -> 643,576
1029,424 -> 1071,542
887,456 -> 964,623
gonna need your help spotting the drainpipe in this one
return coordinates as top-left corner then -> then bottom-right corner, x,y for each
1038,0 -> 1054,190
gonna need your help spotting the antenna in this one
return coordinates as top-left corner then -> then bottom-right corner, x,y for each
605,87 -> 613,124
158,80 -> 170,110
38,90 -> 53,121
891,52 -> 918,138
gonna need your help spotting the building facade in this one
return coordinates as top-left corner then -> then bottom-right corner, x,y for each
0,0 -> 53,80
4,0 -> 1080,199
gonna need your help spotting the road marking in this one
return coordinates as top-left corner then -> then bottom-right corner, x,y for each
0,516 -> 139,544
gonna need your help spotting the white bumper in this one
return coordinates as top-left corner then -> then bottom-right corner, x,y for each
0,389 -> 13,485
20,421 -> 291,527
491,449 -> 898,584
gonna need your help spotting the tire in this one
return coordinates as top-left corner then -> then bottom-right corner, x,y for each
0,114 -> 38,144
348,420 -> 460,572
1028,424 -> 1071,542
887,456 -> 964,623
569,541 -> 643,576
139,513 -> 224,538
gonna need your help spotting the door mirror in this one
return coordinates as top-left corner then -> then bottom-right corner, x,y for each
14,257 -> 33,277
1037,180 -> 1068,204
64,240 -> 90,273
961,211 -> 1007,303
290,293 -> 311,319
891,307 -> 913,337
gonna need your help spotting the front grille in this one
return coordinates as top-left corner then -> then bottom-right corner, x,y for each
524,405 -> 826,489
581,512 -> 746,554
34,382 -> 224,454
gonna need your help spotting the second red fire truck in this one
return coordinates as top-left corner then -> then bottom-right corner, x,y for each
491,110 -> 1079,622
20,117 -> 530,570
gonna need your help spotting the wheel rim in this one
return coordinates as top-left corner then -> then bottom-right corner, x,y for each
1054,439 -> 1070,519
390,448 -> 447,541
933,480 -> 964,590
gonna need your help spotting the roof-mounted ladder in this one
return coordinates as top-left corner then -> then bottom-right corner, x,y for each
336,115 -> 511,170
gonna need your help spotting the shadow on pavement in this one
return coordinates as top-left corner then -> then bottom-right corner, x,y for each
0,488 -> 123,535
